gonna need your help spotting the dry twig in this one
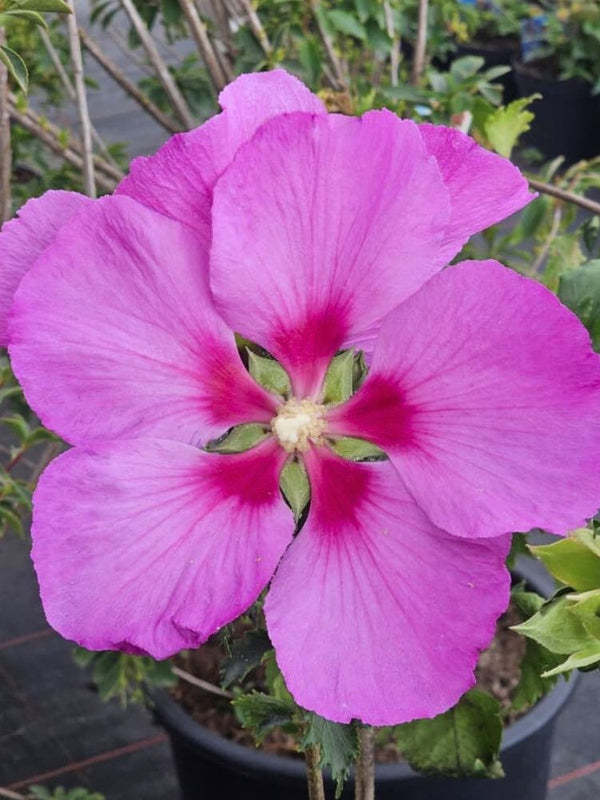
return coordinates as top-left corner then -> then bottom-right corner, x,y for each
178,0 -> 229,91
411,0 -> 429,84
528,177 -> 600,216
65,0 -> 95,197
0,27 -> 12,222
78,27 -> 182,135
117,0 -> 194,129
171,665 -> 234,699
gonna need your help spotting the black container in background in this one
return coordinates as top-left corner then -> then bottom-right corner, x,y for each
514,62 -> 600,163
151,562 -> 578,800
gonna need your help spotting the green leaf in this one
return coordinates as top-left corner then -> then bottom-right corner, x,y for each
513,593 -> 597,654
568,589 -> 600,639
450,55 -> 485,81
204,422 -> 269,454
297,35 -> 322,88
0,44 -> 28,93
545,233 -> 586,292
326,9 -> 367,40
18,0 -> 72,12
329,436 -> 386,462
1,413 -> 30,441
511,638 -> 562,711
322,349 -> 355,404
279,459 -> 310,522
247,349 -> 292,398
0,505 -> 24,537
558,260 -> 600,351
221,630 -> 272,688
0,8 -> 47,26
542,644 -> 600,677
484,95 -> 540,158
394,689 -> 504,778
303,715 -> 358,798
233,691 -> 297,743
529,530 -> 600,592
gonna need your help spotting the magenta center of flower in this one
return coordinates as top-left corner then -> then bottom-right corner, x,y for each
271,398 -> 327,453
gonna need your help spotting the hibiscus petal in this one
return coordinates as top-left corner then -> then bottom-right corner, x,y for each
0,191 -> 90,346
419,124 -> 534,260
329,260 -> 600,538
9,194 -> 275,447
211,111 -> 450,397
117,70 -> 325,237
32,438 -> 292,658
265,449 -> 510,724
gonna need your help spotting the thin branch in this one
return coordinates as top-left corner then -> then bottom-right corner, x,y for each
117,0 -> 195,129
78,27 -> 182,135
178,0 -> 229,91
528,177 -> 600,216
171,666 -> 234,699
65,0 -> 95,197
207,0 -> 235,65
14,99 -> 122,182
383,0 -> 399,87
309,0 -> 348,91
0,788 -> 27,799
531,204 -> 562,274
411,0 -> 429,85
9,101 -> 116,193
238,0 -> 273,59
355,726 -> 375,800
0,27 -> 12,222
38,26 -> 120,169
304,743 -> 326,800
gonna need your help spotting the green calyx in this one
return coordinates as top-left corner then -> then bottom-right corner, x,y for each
279,459 -> 310,523
204,423 -> 270,454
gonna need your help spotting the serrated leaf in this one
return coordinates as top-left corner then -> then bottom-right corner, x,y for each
263,653 -> 295,704
323,349 -> 355,404
558,260 -> 600,351
395,689 -> 503,778
279,459 -> 310,522
0,44 -> 28,92
221,630 -> 272,688
484,95 -> 540,158
529,530 -> 600,592
326,8 -> 367,40
511,638 -> 562,711
233,691 -> 297,743
19,0 -> 71,12
542,644 -> 600,676
247,349 -> 292,398
303,714 -> 358,798
513,593 -> 597,654
329,436 -> 386,462
204,422 -> 269,454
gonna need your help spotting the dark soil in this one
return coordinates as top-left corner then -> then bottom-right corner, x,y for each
172,602 -> 527,764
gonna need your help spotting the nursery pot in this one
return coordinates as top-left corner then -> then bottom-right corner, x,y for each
151,561 -> 577,800
513,61 -> 600,163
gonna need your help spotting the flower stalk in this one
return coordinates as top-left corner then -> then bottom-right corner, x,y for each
305,743 -> 326,800
355,726 -> 375,800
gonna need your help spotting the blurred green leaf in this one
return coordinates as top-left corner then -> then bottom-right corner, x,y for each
303,715 -> 358,798
558,260 -> 600,350
0,43 -> 28,92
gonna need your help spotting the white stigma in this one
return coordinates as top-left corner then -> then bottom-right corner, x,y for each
272,399 -> 326,453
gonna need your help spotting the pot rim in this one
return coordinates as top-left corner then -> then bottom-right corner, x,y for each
150,557 -> 579,784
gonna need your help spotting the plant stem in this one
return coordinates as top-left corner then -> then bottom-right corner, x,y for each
383,0 -> 399,87
78,27 -> 182,135
528,177 -> 600,216
0,27 -> 12,223
355,726 -> 375,800
65,0 -> 96,198
304,743 -> 326,800
171,666 -> 234,699
411,0 -> 429,85
117,0 -> 195,129
309,0 -> 348,91
38,26 -> 120,169
178,0 -> 229,91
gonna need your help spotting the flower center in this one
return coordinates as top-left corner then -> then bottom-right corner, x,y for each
272,398 -> 327,453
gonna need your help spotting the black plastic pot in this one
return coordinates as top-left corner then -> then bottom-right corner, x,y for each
152,562 -> 577,800
513,61 -> 600,163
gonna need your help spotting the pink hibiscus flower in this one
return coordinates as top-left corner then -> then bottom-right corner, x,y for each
2,70 -> 600,725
